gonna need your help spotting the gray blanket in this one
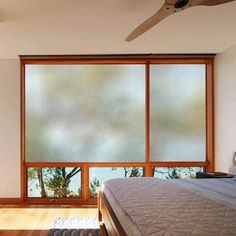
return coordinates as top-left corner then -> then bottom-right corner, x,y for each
178,177 -> 236,209
103,177 -> 236,236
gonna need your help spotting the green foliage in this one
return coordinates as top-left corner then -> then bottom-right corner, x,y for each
89,178 -> 101,198
28,167 -> 81,198
126,167 -> 142,177
153,167 -> 203,179
28,167 -> 38,180
167,168 -> 180,179
45,168 -> 71,197
89,167 -> 142,198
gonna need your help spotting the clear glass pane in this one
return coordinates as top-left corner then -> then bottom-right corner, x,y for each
152,167 -> 203,179
150,65 -> 206,161
89,167 -> 144,198
27,167 -> 81,198
25,65 -> 145,162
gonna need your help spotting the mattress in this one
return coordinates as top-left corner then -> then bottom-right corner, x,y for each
102,177 -> 236,236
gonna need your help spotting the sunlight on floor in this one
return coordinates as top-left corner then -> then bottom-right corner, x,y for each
0,208 -> 98,230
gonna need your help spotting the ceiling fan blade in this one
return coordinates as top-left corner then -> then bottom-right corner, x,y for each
125,0 -> 235,42
198,0 -> 236,6
125,5 -> 172,42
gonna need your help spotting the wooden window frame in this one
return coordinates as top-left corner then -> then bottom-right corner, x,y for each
20,55 -> 214,205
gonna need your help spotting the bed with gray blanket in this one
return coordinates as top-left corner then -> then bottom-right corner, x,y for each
99,177 -> 236,236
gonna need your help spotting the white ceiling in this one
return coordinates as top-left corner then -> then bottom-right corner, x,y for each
0,0 -> 236,59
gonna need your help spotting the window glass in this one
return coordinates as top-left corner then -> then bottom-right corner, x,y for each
150,65 -> 206,161
27,167 -> 81,198
89,167 -> 144,198
152,167 -> 203,179
25,65 -> 145,162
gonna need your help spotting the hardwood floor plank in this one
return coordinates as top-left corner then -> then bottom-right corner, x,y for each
0,207 -> 98,235
0,230 -> 48,236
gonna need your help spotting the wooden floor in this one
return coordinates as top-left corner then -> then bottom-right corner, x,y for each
0,207 -> 98,236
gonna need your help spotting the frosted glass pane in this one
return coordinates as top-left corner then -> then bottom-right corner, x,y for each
152,167 -> 203,179
150,65 -> 206,161
27,167 -> 81,198
26,65 -> 145,162
89,167 -> 143,198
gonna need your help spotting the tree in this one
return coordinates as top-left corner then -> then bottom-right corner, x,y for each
152,167 -> 181,179
28,167 -> 81,198
28,167 -> 47,197
152,167 -> 202,179
90,178 -> 101,198
89,167 -> 142,198
124,167 -> 142,177
45,167 -> 81,197
36,168 -> 47,197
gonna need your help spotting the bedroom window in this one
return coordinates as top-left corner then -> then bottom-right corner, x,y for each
150,65 -> 206,162
21,56 -> 214,204
25,64 -> 145,163
27,167 -> 81,198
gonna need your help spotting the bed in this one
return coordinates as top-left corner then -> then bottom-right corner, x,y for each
98,177 -> 236,236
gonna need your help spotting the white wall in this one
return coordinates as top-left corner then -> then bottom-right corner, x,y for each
215,44 -> 236,172
0,59 -> 20,198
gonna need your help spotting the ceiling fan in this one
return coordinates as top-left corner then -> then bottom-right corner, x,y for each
125,0 -> 235,41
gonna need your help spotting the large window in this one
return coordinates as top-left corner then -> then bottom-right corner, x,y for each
25,65 -> 145,162
21,56 -> 214,204
150,65 -> 206,161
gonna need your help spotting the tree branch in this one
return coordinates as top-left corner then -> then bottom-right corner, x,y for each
67,168 -> 81,179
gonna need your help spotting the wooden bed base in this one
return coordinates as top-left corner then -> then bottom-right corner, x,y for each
98,191 -> 127,236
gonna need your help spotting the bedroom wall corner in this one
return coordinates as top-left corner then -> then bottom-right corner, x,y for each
0,59 -> 21,198
215,44 -> 236,173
